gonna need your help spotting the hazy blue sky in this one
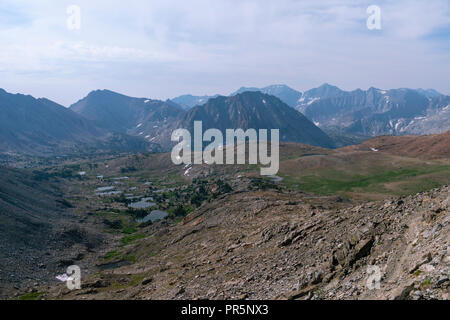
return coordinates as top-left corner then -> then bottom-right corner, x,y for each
1,0 -> 449,106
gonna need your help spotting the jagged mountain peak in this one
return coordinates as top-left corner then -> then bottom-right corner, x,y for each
0,88 -> 157,155
296,85 -> 449,146
303,83 -> 344,97
70,89 -> 184,133
416,88 -> 442,99
171,94 -> 219,110
179,91 -> 334,148
230,84 -> 303,108
230,86 -> 261,95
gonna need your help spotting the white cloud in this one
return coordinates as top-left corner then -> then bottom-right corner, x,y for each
0,0 -> 449,105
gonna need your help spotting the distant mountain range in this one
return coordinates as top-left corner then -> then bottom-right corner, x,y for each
70,90 -> 334,149
0,89 -> 158,155
178,91 -> 334,148
230,85 -> 303,108
1,83 -> 449,156
171,84 -> 303,110
70,89 -> 183,133
212,83 -> 449,146
171,94 -> 219,110
296,84 -> 449,144
70,89 -> 184,148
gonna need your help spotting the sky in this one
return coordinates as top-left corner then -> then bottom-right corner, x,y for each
0,0 -> 449,106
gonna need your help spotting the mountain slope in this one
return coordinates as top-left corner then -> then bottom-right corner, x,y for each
297,83 -> 347,107
0,89 -> 159,155
0,90 -> 94,154
399,95 -> 450,135
178,91 -> 334,148
0,166 -> 110,296
296,84 -> 449,142
171,94 -> 219,110
44,177 -> 450,300
231,84 -> 303,108
415,88 -> 442,99
71,90 -> 185,147
71,90 -> 185,132
341,130 -> 450,160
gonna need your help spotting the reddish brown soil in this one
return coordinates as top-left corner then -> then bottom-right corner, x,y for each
340,131 -> 450,160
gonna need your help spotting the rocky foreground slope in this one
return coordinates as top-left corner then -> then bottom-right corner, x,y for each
0,167 -> 111,298
43,180 -> 449,300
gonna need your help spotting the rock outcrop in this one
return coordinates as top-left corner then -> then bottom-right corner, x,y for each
43,184 -> 449,300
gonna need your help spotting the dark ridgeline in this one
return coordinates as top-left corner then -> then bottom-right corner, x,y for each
170,94 -> 219,110
296,84 -> 449,144
223,84 -> 450,146
70,89 -> 184,132
179,91 -> 334,148
0,166 -> 105,295
0,88 -> 159,155
70,89 -> 186,150
230,84 -> 303,108
70,89 -> 335,150
1,84 -> 449,156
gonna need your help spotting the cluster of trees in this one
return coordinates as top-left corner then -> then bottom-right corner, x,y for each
249,177 -> 280,191
188,178 -> 233,207
32,164 -> 85,181
120,166 -> 137,173
111,177 -> 235,226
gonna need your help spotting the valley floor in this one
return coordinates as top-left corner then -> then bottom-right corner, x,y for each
4,142 -> 450,300
41,183 -> 450,300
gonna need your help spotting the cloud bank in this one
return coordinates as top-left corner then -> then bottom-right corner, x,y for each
0,0 -> 449,105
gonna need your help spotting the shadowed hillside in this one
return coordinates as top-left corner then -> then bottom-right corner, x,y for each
179,91 -> 334,148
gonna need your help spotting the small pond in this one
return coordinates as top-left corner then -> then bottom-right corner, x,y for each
268,175 -> 284,183
136,210 -> 169,223
97,191 -> 123,196
95,186 -> 115,192
154,188 -> 176,193
128,197 -> 156,209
